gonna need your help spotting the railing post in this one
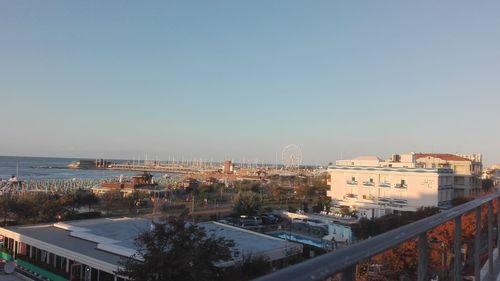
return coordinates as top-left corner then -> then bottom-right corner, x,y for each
497,197 -> 500,254
418,232 -> 428,281
488,201 -> 493,280
341,266 -> 355,281
454,216 -> 462,281
475,206 -> 481,281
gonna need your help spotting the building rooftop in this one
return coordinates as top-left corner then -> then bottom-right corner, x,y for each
3,217 -> 301,268
199,222 -> 302,262
415,153 -> 471,162
5,219 -> 132,266
352,156 -> 383,161
327,165 -> 453,174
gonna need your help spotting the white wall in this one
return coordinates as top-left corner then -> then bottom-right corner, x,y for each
327,166 -> 451,218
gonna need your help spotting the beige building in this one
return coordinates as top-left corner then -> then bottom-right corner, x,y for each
483,164 -> 500,187
327,155 -> 454,219
415,153 -> 482,197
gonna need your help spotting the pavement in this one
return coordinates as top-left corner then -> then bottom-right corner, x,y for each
0,273 -> 25,281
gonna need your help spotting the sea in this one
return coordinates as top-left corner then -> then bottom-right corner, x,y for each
0,156 -> 171,181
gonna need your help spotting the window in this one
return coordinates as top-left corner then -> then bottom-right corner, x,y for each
401,180 -> 406,185
352,177 -> 356,182
26,245 -> 31,258
56,255 -> 62,269
369,178 -> 373,183
100,271 -> 115,281
91,268 -> 99,281
36,249 -> 41,262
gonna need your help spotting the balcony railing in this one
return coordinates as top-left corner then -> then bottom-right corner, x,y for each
378,182 -> 391,188
257,191 -> 500,281
362,195 -> 376,201
346,180 -> 358,186
392,199 -> 408,206
394,183 -> 408,189
377,197 -> 391,203
362,181 -> 375,187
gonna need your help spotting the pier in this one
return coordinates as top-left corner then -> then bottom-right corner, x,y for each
107,163 -> 204,174
68,158 -> 226,174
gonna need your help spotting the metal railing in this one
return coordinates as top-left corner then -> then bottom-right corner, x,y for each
257,191 -> 500,281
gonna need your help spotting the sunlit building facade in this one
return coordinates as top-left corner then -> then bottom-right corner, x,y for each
415,153 -> 482,197
327,155 -> 454,219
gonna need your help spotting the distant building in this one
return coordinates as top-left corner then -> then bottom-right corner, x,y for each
483,164 -> 500,187
327,154 -> 454,219
414,153 -> 482,197
223,160 -> 234,174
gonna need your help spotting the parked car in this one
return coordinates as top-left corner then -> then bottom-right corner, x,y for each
222,216 -> 239,226
240,219 -> 261,230
240,215 -> 262,225
260,214 -> 278,225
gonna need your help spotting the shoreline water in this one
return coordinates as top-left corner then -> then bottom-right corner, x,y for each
0,156 -> 179,181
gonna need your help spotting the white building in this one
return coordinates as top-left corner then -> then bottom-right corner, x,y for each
327,155 -> 454,219
415,153 -> 482,197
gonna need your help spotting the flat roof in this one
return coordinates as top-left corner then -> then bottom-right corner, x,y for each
199,222 -> 302,258
2,218 -> 301,268
5,220 -> 125,266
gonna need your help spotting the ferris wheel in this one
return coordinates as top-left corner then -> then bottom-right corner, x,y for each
282,144 -> 303,169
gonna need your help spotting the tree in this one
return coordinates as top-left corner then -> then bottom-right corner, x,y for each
118,215 -> 234,281
352,207 -> 440,240
10,195 -> 38,223
101,191 -> 122,216
220,254 -> 272,281
75,190 -> 100,211
0,194 -> 16,225
371,239 -> 418,280
451,196 -> 473,207
482,179 -> 494,191
312,197 -> 331,213
232,191 -> 261,216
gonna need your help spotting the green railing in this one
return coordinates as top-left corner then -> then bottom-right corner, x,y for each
0,250 -> 13,260
16,258 -> 69,281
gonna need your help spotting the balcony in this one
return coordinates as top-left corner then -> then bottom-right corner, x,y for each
392,199 -> 408,206
394,183 -> 408,189
362,195 -> 376,201
257,191 -> 500,281
344,193 -> 358,199
378,182 -> 391,188
362,181 -> 375,187
377,197 -> 391,203
346,180 -> 358,186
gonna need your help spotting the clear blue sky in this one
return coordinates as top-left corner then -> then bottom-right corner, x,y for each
1,1 -> 499,165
